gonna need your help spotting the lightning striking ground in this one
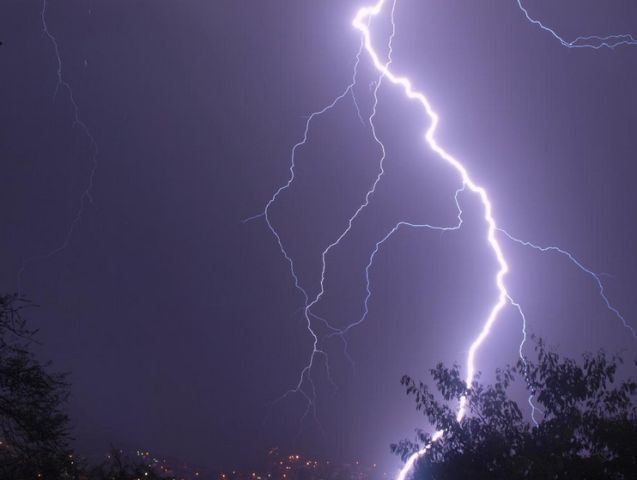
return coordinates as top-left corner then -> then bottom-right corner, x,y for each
516,0 -> 637,49
352,2 -> 635,478
253,0 -> 635,478
348,3 -> 519,476
17,0 -> 98,293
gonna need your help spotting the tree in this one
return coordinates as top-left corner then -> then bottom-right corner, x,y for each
0,293 -> 77,479
392,339 -> 637,479
0,294 -> 176,480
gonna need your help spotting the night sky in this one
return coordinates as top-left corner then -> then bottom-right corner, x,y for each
2,0 -> 637,475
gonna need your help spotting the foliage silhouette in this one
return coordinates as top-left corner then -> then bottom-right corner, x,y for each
0,293 -> 77,479
393,339 -> 637,479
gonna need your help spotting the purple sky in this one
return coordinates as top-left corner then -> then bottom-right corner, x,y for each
2,0 -> 637,474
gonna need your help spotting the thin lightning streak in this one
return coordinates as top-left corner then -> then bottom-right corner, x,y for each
17,0 -> 98,294
328,186 -> 466,346
250,0 -> 408,426
328,198 -> 465,369
304,0 -> 398,365
283,0 -> 402,422
331,215 -> 465,363
508,296 -> 542,426
499,228 -> 637,339
309,310 -> 357,372
516,0 -> 637,49
245,32 -> 375,423
243,36 -> 368,299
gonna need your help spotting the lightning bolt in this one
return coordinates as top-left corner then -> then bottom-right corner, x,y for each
253,0 -> 636,476
17,0 -> 98,293
351,2 -> 636,478
516,0 -> 637,49
353,0 -> 513,435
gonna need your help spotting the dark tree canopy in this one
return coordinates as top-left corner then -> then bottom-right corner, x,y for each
0,294 -> 176,480
0,294 -> 76,479
393,339 -> 637,479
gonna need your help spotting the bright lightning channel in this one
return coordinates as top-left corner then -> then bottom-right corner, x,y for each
253,0 -> 636,477
353,2 -> 636,479
352,2 -> 516,477
516,0 -> 637,49
17,0 -> 98,294
355,0 -> 512,415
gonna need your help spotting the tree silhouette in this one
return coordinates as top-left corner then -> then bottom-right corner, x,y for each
393,339 -> 637,479
0,293 -> 76,479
